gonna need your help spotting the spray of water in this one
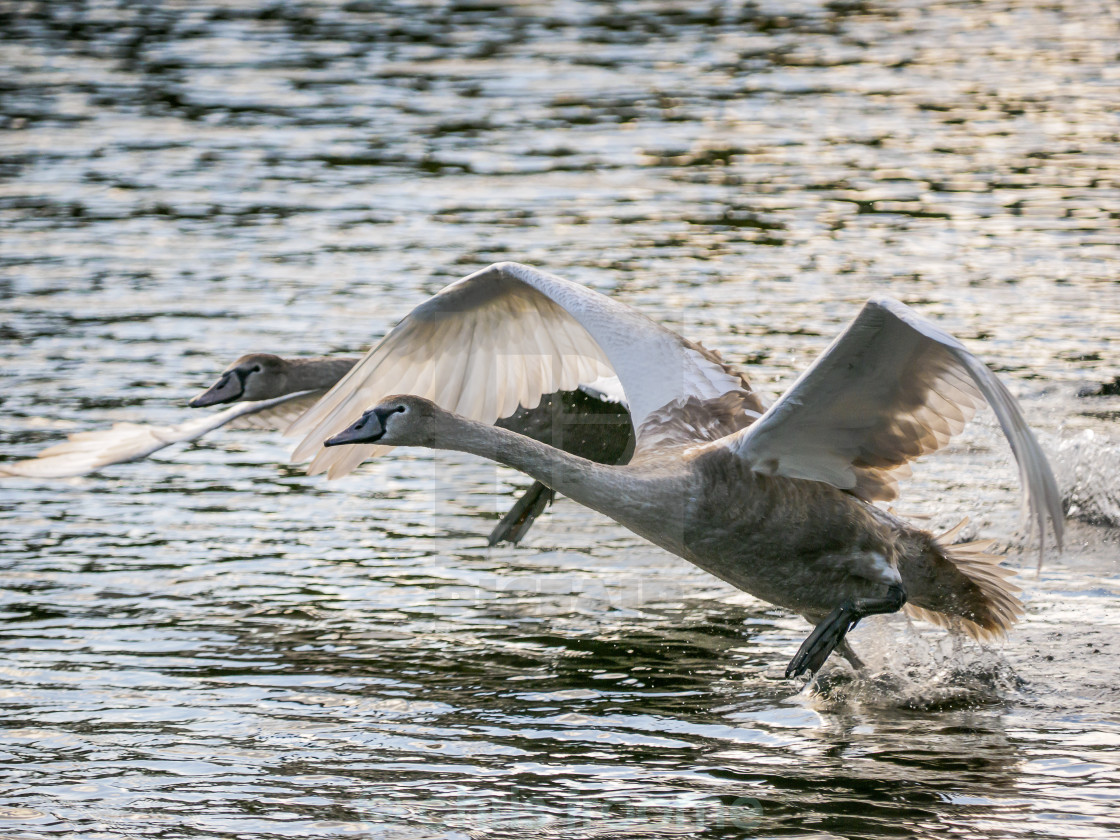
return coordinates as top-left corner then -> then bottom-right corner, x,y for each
807,616 -> 1022,712
1055,430 -> 1120,528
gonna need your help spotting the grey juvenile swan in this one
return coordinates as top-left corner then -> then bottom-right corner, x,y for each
288,262 -> 1063,677
0,354 -> 356,479
1,351 -> 635,546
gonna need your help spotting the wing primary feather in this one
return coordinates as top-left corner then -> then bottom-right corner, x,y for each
1,393 -> 312,479
729,296 -> 1062,562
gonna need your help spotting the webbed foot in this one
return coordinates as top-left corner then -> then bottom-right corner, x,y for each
785,584 -> 905,679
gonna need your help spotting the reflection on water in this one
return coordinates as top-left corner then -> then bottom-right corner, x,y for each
1,1 -> 1118,838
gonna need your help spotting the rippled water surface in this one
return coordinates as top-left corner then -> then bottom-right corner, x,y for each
2,1 -> 1120,837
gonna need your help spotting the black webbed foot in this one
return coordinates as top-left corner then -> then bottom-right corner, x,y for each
785,584 -> 906,679
786,606 -> 861,678
487,482 -> 555,546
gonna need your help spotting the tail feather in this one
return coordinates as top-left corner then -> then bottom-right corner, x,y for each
902,519 -> 1025,641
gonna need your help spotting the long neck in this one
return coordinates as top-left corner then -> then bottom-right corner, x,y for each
284,357 -> 359,392
434,415 -> 643,521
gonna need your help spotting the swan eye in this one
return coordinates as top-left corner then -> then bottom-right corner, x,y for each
250,365 -> 262,373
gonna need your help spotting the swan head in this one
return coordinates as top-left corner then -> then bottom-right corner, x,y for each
324,395 -> 442,448
190,353 -> 287,407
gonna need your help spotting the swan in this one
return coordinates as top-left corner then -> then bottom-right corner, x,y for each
286,261 -> 1063,677
1,349 -> 635,546
0,354 -> 356,479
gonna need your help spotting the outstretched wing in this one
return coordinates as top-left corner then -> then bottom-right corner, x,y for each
0,393 -> 314,479
227,392 -> 325,432
729,297 -> 1063,553
288,262 -> 746,477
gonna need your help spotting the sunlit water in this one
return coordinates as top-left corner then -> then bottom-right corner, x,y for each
1,1 -> 1119,837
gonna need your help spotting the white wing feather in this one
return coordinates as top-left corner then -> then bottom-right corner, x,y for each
288,262 -> 743,477
729,297 -> 1063,554
0,393 -> 312,479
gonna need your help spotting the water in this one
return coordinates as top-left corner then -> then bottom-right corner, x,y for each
2,0 -> 1119,837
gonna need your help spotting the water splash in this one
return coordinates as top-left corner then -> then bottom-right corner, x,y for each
809,619 -> 1021,712
1055,430 -> 1120,527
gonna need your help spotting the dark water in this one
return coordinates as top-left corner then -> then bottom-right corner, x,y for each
2,1 -> 1119,837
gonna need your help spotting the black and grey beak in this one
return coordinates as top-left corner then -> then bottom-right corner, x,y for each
189,369 -> 245,408
324,406 -> 403,447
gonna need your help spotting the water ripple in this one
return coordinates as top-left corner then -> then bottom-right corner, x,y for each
2,0 -> 1119,838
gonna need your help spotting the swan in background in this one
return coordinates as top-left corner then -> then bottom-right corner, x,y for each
291,261 -> 1063,677
0,350 -> 638,546
0,354 -> 356,480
